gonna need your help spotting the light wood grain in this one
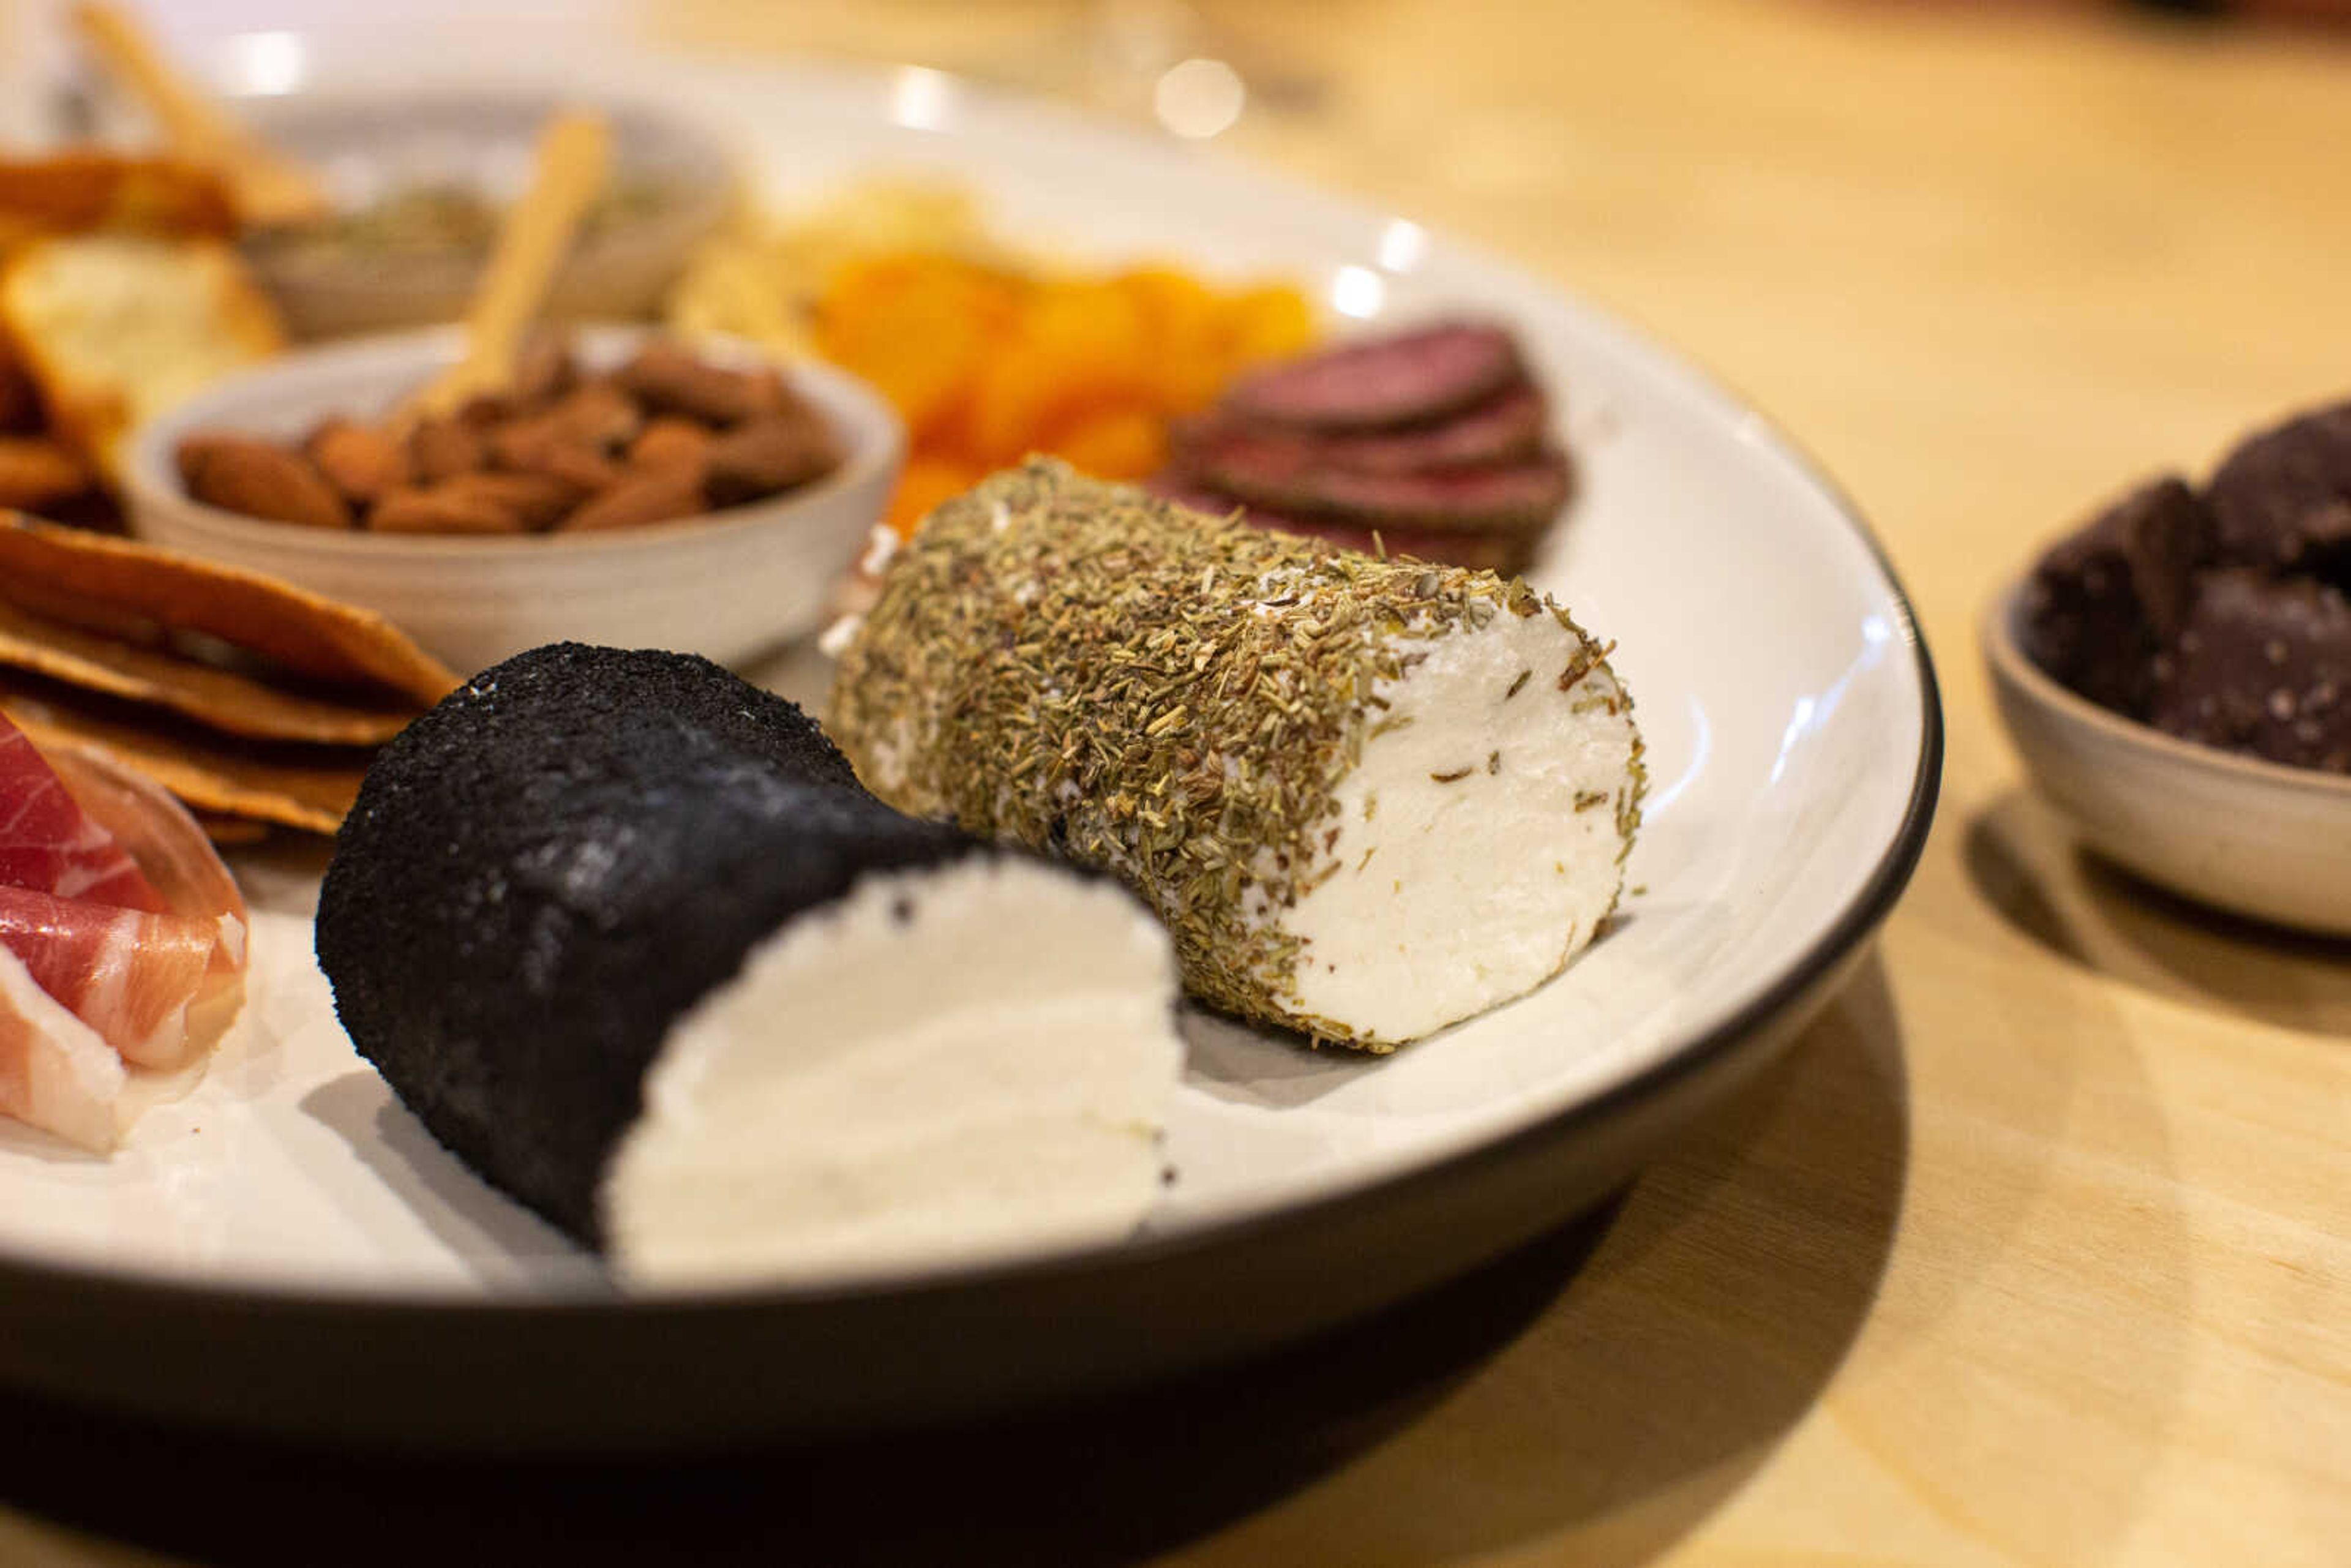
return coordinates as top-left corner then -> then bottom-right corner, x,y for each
5,2 -> 2347,1565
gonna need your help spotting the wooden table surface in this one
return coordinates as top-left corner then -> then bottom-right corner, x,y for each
4,1 -> 2348,1564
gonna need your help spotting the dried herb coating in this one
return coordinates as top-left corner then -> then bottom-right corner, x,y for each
315,643 -> 981,1244
829,459 -> 1642,1044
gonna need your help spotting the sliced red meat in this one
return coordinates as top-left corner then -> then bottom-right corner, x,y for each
48,746 -> 248,968
1181,427 -> 1569,532
0,720 -> 166,912
0,887 -> 216,1069
45,745 -> 247,1063
0,719 -> 249,1144
1174,381 -> 1547,477
0,943 -> 124,1153
1150,479 -> 1538,574
1224,321 -> 1525,432
1256,515 -> 1538,575
1143,476 -> 1247,516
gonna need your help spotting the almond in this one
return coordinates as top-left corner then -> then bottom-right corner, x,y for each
615,342 -> 773,426
185,438 -> 350,529
492,416 -> 624,492
304,418 -> 411,505
369,481 -> 528,535
543,381 -> 643,450
511,329 -> 579,405
628,416 -> 715,479
444,470 -> 582,531
559,465 -> 705,532
174,432 -> 241,490
410,416 -> 488,482
704,413 -> 839,508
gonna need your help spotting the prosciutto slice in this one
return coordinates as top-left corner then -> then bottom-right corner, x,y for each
0,947 -> 125,1154
0,714 -> 248,1149
0,887 -> 218,1068
0,721 -> 165,912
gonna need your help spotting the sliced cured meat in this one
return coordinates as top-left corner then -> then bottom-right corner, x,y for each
1255,514 -> 1538,575
1148,479 -> 1539,573
0,715 -> 247,1144
0,942 -> 124,1152
47,743 -> 248,966
1141,475 -> 1245,516
0,717 -> 164,911
1173,380 -> 1547,477
1187,430 -> 1570,532
1224,321 -> 1524,432
45,743 -> 248,1059
0,887 -> 216,1068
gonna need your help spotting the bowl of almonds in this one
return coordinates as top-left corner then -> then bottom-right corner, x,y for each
120,323 -> 902,676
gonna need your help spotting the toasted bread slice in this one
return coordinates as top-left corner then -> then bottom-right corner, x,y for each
0,234 -> 282,475
0,152 -> 237,251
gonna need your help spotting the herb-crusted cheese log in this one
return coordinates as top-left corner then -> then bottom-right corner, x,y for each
830,460 -> 1643,1048
316,643 -> 1182,1288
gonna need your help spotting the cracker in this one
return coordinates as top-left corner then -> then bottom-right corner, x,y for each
0,672 -> 367,834
0,598 -> 416,745
0,436 -> 92,509
0,514 -> 459,705
193,814 -> 271,847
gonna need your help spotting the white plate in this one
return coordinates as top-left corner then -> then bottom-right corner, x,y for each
0,47 -> 1939,1447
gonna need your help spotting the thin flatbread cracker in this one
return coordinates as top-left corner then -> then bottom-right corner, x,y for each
0,673 -> 365,833
193,813 -> 271,847
0,598 -> 415,745
0,437 -> 91,509
0,513 -> 458,705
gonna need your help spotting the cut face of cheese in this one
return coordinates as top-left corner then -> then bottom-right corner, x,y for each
1273,610 -> 1637,1045
602,857 -> 1182,1289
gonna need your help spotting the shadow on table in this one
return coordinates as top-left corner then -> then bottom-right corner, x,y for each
1966,787 -> 2351,1038
0,962 -> 1909,1568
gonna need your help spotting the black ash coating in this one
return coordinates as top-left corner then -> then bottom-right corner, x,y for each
2019,396 -> 2351,775
314,643 -> 984,1245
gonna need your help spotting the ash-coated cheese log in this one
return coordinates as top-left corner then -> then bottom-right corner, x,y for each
315,643 -> 1182,1288
829,460 -> 1644,1048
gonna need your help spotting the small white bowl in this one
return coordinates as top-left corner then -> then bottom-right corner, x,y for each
1983,582 -> 2351,936
122,324 -> 903,677
238,89 -> 740,340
